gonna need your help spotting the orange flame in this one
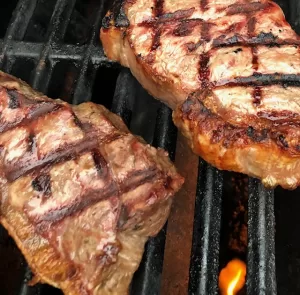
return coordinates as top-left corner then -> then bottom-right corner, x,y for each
219,259 -> 246,295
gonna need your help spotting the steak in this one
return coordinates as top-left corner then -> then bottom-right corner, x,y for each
100,0 -> 300,189
0,71 -> 183,294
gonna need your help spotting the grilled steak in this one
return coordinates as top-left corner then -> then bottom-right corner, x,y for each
100,0 -> 300,189
0,71 -> 183,294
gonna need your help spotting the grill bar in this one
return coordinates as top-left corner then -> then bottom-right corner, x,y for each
18,265 -> 41,295
247,179 -> 277,295
2,0 -> 36,41
131,105 -> 177,295
72,2 -> 106,105
111,69 -> 134,126
0,0 -> 37,72
289,0 -> 300,32
131,226 -> 168,295
188,162 -> 223,295
0,40 -> 112,65
160,133 -> 198,295
152,105 -> 177,160
31,0 -> 77,92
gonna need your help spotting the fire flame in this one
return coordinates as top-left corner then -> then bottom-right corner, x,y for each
219,259 -> 246,295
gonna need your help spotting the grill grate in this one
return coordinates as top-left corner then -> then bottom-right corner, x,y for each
189,163 -> 223,295
247,179 -> 277,295
0,0 -> 299,294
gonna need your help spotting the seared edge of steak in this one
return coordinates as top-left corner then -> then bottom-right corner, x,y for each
102,0 -> 129,29
0,70 -> 184,294
173,93 -> 300,189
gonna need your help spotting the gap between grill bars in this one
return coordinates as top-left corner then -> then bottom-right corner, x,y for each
0,0 -> 300,294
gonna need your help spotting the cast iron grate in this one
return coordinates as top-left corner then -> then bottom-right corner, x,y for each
0,0 -> 299,294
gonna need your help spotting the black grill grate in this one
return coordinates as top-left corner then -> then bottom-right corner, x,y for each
0,1 -> 299,294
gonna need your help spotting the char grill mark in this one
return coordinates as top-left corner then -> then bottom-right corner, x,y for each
119,168 -> 159,193
139,9 -> 196,28
7,90 -> 20,109
72,112 -> 84,130
151,28 -> 162,51
150,0 -> 165,51
31,167 -> 161,226
248,14 -> 263,107
253,87 -> 262,106
256,110 -> 300,124
0,101 -> 61,133
199,21 -> 211,89
199,53 -> 210,88
200,0 -> 208,12
92,150 -> 109,178
6,137 -> 98,182
212,35 -> 300,49
27,103 -> 63,121
31,185 -> 118,226
154,0 -> 165,18
173,18 -> 200,37
27,132 -> 36,153
158,8 -> 195,24
29,185 -> 117,225
117,204 -> 129,229
227,2 -> 270,15
32,174 -> 52,196
0,87 -> 61,133
251,47 -> 258,71
212,74 -> 300,88
141,16 -> 203,28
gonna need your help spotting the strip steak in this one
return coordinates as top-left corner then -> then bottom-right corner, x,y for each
0,71 -> 183,294
100,0 -> 300,189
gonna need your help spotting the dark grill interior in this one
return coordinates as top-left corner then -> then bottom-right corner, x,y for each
0,0 -> 300,294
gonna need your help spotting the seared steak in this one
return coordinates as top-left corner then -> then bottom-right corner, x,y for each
100,0 -> 300,189
0,71 -> 183,294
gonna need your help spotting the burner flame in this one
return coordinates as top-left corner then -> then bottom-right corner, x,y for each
219,259 -> 246,295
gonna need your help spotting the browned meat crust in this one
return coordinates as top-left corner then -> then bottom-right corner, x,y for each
100,0 -> 300,188
173,93 -> 300,189
0,71 -> 184,294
